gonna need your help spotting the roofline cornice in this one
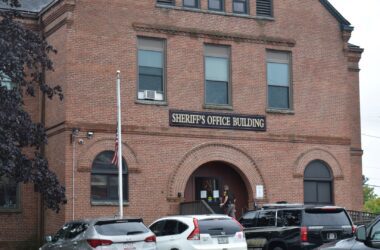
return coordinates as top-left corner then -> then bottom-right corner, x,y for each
319,0 -> 354,31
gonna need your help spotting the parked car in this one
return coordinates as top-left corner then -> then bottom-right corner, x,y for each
240,204 -> 355,250
39,217 -> 157,250
317,215 -> 380,249
149,214 -> 247,250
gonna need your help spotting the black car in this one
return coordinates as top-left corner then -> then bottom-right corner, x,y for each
240,204 -> 355,250
317,216 -> 380,250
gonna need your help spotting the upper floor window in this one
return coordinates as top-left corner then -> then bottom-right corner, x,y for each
267,51 -> 292,110
183,0 -> 199,8
0,73 -> 15,90
157,0 -> 175,5
256,0 -> 272,17
0,176 -> 19,211
208,0 -> 224,11
204,45 -> 230,106
137,37 -> 165,101
233,0 -> 248,14
91,151 -> 128,203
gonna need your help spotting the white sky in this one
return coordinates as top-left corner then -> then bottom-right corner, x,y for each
329,0 -> 380,194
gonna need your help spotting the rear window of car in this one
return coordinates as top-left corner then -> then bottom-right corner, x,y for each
198,218 -> 241,236
95,220 -> 149,236
302,209 -> 352,226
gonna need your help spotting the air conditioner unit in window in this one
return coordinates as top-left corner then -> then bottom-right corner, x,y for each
143,90 -> 156,100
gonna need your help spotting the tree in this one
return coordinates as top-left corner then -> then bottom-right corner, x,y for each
0,6 -> 66,212
363,175 -> 377,203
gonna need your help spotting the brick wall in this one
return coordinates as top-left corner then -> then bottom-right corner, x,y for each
1,0 -> 363,246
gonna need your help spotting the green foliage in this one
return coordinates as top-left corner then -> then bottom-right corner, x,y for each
364,185 -> 378,203
365,198 -> 380,214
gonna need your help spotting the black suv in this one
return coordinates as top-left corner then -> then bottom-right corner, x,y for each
240,204 -> 355,250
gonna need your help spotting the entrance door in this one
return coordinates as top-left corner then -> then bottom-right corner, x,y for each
194,177 -> 223,213
184,161 -> 248,218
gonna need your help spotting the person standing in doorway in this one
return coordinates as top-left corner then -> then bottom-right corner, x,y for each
220,185 -> 236,218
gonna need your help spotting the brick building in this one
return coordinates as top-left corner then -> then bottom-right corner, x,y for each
0,0 -> 364,248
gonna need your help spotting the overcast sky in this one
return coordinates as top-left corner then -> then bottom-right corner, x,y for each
329,0 -> 380,194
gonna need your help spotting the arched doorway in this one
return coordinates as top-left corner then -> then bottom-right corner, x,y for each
184,161 -> 248,218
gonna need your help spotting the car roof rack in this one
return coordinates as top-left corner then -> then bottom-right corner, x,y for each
262,203 -> 305,209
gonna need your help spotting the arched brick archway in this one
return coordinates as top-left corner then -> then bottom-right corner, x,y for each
167,143 -> 265,203
77,137 -> 138,172
293,148 -> 344,179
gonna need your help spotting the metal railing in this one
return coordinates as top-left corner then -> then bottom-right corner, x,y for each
347,210 -> 379,226
180,200 -> 218,215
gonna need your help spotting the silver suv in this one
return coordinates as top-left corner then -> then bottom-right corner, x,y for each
40,217 -> 157,250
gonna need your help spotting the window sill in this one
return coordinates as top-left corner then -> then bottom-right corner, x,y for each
155,4 -> 274,21
266,108 -> 295,115
203,104 -> 233,111
0,208 -> 21,213
91,201 -> 129,206
135,99 -> 168,106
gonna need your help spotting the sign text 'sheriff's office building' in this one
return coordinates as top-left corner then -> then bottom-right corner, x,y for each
0,0 -> 364,248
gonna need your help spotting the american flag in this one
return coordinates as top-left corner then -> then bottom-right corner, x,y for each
111,128 -> 118,166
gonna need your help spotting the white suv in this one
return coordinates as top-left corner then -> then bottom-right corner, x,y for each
149,214 -> 247,250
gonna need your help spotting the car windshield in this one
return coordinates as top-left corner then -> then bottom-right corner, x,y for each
95,220 -> 149,236
198,218 -> 241,236
303,209 -> 351,226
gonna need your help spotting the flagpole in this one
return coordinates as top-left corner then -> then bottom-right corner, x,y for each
116,70 -> 123,219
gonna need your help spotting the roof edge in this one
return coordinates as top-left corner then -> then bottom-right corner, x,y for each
320,0 -> 354,31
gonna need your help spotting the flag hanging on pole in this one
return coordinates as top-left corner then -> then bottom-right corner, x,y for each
111,127 -> 118,166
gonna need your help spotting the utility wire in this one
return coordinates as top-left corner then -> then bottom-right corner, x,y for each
362,133 -> 380,139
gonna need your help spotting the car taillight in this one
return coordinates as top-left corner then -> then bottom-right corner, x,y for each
352,225 -> 357,234
187,218 -> 200,240
145,235 -> 156,242
87,239 -> 113,248
301,227 -> 308,242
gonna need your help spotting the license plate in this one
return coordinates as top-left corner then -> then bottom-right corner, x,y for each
123,243 -> 136,250
218,237 -> 229,244
327,233 -> 337,240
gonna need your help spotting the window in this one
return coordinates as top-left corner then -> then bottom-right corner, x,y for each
304,160 -> 333,205
0,73 -> 15,90
91,151 -> 128,202
204,45 -> 230,106
371,221 -> 380,240
277,210 -> 301,227
256,211 -> 276,227
138,37 -> 165,101
183,0 -> 199,8
267,51 -> 292,110
233,0 -> 248,14
157,0 -> 175,5
0,176 -> 19,210
208,0 -> 224,11
256,0 -> 272,17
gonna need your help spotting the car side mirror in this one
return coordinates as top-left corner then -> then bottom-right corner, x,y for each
356,225 -> 366,242
45,235 -> 52,243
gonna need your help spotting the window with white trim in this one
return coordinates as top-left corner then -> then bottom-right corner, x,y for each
137,38 -> 165,101
267,51 -> 292,110
204,45 -> 231,106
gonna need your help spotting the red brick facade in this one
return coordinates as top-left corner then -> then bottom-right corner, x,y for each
0,0 -> 364,248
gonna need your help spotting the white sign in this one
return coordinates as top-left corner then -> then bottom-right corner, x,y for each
213,190 -> 219,198
256,185 -> 264,199
200,190 -> 207,199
